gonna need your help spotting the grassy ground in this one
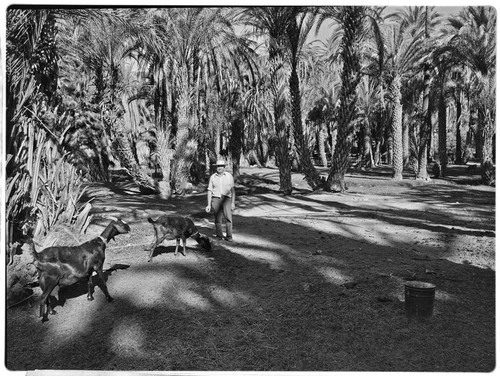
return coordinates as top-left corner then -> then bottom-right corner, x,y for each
5,163 -> 495,372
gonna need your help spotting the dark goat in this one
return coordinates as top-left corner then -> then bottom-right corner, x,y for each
30,219 -> 130,322
147,215 -> 211,261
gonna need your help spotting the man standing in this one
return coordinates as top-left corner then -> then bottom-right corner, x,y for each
205,159 -> 235,241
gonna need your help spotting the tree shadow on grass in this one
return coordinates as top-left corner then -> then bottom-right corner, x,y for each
6,217 -> 494,371
234,180 -> 494,237
147,244 -> 203,260
50,265 -> 131,310
7,168 -> 494,371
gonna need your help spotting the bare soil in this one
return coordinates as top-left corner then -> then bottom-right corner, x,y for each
5,164 -> 495,372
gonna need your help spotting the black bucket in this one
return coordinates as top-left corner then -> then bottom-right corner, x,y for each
404,281 -> 436,319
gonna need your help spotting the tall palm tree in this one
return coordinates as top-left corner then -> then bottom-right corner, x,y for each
381,22 -> 425,180
428,45 -> 458,177
317,6 -> 385,192
285,8 -> 324,189
240,7 -> 295,194
388,6 -> 443,180
242,7 -> 326,190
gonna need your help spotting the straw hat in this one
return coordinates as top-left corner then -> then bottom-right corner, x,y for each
214,159 -> 226,166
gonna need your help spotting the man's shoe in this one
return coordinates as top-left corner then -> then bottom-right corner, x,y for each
224,236 -> 233,242
213,234 -> 223,240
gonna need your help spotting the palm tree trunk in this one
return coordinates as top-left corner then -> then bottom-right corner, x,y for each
230,116 -> 244,182
391,75 -> 404,180
156,127 -> 173,198
479,108 -> 495,185
269,48 -> 292,194
478,107 -> 494,165
415,62 -> 431,181
318,123 -> 328,167
438,90 -> 448,176
256,125 -> 267,166
455,91 -> 463,165
326,7 -> 363,192
111,120 -> 158,194
171,70 -> 195,193
403,112 -> 409,167
416,10 -> 432,181
374,140 -> 381,166
274,99 -> 293,195
288,47 -> 323,190
416,143 -> 429,180
360,119 -> 372,168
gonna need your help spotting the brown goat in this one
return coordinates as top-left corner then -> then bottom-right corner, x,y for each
147,215 -> 211,261
30,219 -> 130,322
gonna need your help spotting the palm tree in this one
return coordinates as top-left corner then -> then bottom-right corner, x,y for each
58,9 -> 159,193
381,22 -> 425,180
241,58 -> 274,167
285,8 -> 324,189
242,7 -> 327,190
446,66 -> 472,165
389,6 -> 443,181
138,8 -> 256,195
317,6 -> 384,192
240,7 -> 295,194
447,6 -> 496,184
428,44 -> 459,177
6,8 -> 59,156
302,35 -> 342,168
419,7 -> 443,180
356,75 -> 380,168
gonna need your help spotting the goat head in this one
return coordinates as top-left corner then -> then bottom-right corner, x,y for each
195,234 -> 211,251
101,219 -> 131,243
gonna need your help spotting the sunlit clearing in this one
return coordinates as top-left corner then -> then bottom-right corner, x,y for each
236,234 -> 291,251
442,255 -> 495,270
112,270 -> 215,311
302,219 -> 400,247
210,286 -> 252,308
316,266 -> 353,285
112,272 -> 177,307
177,289 -> 212,310
45,297 -> 94,346
110,318 -> 146,357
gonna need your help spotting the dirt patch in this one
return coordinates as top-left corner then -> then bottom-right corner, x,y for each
5,164 -> 495,372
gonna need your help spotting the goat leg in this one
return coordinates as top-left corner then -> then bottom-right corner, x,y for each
174,238 -> 180,256
39,295 -> 49,322
148,233 -> 170,262
39,275 -> 59,322
147,227 -> 161,262
87,273 -> 95,301
181,238 -> 187,257
96,269 -> 113,302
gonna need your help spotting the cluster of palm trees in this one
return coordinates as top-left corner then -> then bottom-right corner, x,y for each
5,6 -> 496,242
